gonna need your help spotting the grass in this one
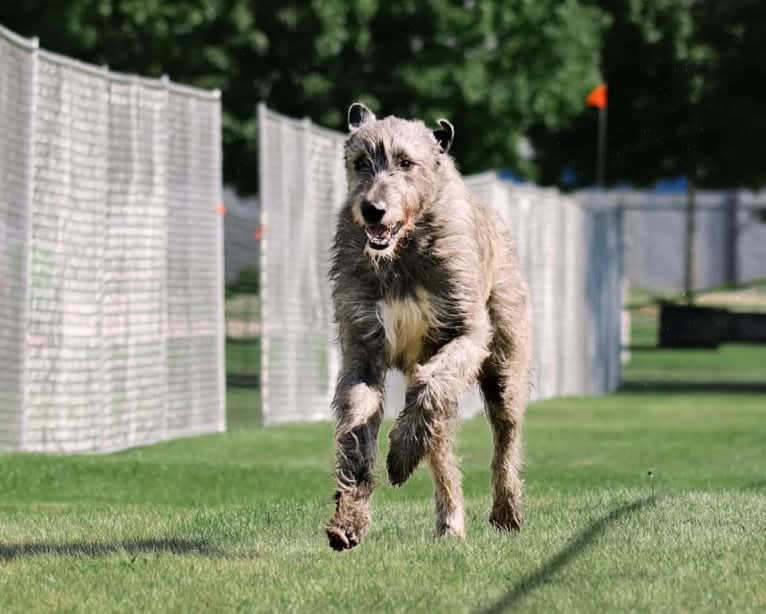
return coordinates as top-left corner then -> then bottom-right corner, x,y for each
627,310 -> 766,385
226,338 -> 261,378
628,279 -> 766,311
1,315 -> 765,612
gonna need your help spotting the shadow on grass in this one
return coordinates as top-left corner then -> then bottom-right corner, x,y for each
620,381 -> 766,394
477,496 -> 657,614
622,344 -> 659,351
227,375 -> 262,388
0,538 -> 229,561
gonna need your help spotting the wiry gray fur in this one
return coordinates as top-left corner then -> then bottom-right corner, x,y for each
325,103 -> 532,551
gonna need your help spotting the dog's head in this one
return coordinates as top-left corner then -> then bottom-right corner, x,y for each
344,102 -> 454,259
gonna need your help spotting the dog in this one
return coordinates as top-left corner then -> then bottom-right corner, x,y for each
325,102 -> 531,550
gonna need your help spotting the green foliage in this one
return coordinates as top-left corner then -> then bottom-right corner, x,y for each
4,2 -> 764,190
533,0 -> 766,189
0,1 -> 606,193
695,0 -> 766,188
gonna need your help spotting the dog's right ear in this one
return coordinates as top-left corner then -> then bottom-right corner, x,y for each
433,119 -> 454,153
348,102 -> 376,132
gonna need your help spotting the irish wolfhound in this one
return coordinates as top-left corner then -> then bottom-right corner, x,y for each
325,103 -> 531,551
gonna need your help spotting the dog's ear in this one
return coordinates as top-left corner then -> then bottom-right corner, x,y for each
433,119 -> 454,153
348,102 -> 376,131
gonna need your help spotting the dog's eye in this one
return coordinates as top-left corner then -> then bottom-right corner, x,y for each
399,159 -> 413,170
353,157 -> 369,172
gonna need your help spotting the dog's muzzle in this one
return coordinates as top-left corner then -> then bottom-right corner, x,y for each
365,222 -> 403,250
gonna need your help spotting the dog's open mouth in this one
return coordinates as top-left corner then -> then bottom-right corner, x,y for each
365,222 -> 403,250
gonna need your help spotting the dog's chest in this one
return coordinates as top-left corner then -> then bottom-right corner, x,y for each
377,290 -> 438,371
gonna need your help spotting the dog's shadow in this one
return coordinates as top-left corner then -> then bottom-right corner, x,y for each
477,495 -> 659,613
0,537 -> 231,562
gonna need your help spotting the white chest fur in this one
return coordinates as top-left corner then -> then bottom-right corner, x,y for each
378,289 -> 437,371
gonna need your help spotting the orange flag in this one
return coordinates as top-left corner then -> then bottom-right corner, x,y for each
586,84 -> 607,109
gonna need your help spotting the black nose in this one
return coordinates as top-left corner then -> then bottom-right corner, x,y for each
361,200 -> 385,224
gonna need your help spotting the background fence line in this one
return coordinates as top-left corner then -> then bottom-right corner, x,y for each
258,106 -> 624,425
0,24 -> 225,452
577,189 -> 766,291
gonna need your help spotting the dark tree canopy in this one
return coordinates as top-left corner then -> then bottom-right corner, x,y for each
1,0 -> 606,194
532,0 -> 766,190
6,1 -> 762,192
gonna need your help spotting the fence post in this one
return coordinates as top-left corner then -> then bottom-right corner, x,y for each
212,88 -> 226,432
617,204 -> 631,369
724,190 -> 739,286
683,181 -> 698,302
159,74 -> 171,441
19,36 -> 40,450
257,103 -> 270,423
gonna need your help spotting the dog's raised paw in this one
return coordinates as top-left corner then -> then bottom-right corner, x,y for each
386,420 -> 429,486
386,448 -> 417,486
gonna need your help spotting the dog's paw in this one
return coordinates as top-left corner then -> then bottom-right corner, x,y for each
386,444 -> 422,487
489,502 -> 524,532
326,493 -> 371,551
435,511 -> 466,539
325,522 -> 362,551
387,411 -> 430,486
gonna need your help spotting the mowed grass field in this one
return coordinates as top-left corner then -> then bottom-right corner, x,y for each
1,313 -> 765,612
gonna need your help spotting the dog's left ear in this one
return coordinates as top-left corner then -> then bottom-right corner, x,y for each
348,102 -> 376,131
433,119 -> 454,153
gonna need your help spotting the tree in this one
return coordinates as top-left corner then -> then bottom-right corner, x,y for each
338,1 -> 607,180
694,0 -> 766,188
1,1 -> 607,194
532,0 -> 766,190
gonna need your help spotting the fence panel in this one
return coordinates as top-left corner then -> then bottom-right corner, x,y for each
258,105 -> 344,423
0,31 -> 36,450
0,24 -> 224,452
577,189 -> 766,291
23,53 -> 112,450
165,86 -> 226,442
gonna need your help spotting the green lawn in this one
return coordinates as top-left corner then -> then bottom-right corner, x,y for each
1,316 -> 765,612
627,310 -> 766,385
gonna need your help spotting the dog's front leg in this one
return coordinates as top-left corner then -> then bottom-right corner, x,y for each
387,310 -> 492,486
325,364 -> 386,551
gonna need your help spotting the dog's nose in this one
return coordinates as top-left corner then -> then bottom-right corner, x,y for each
361,200 -> 385,224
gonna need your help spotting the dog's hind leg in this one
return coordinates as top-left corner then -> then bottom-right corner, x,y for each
426,404 -> 465,538
481,285 -> 531,532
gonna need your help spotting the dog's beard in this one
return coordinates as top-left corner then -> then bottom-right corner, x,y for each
364,236 -> 398,264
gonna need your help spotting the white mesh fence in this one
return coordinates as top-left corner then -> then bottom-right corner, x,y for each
259,106 -> 623,425
0,27 -> 35,447
578,189 -> 766,291
0,25 -> 225,452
